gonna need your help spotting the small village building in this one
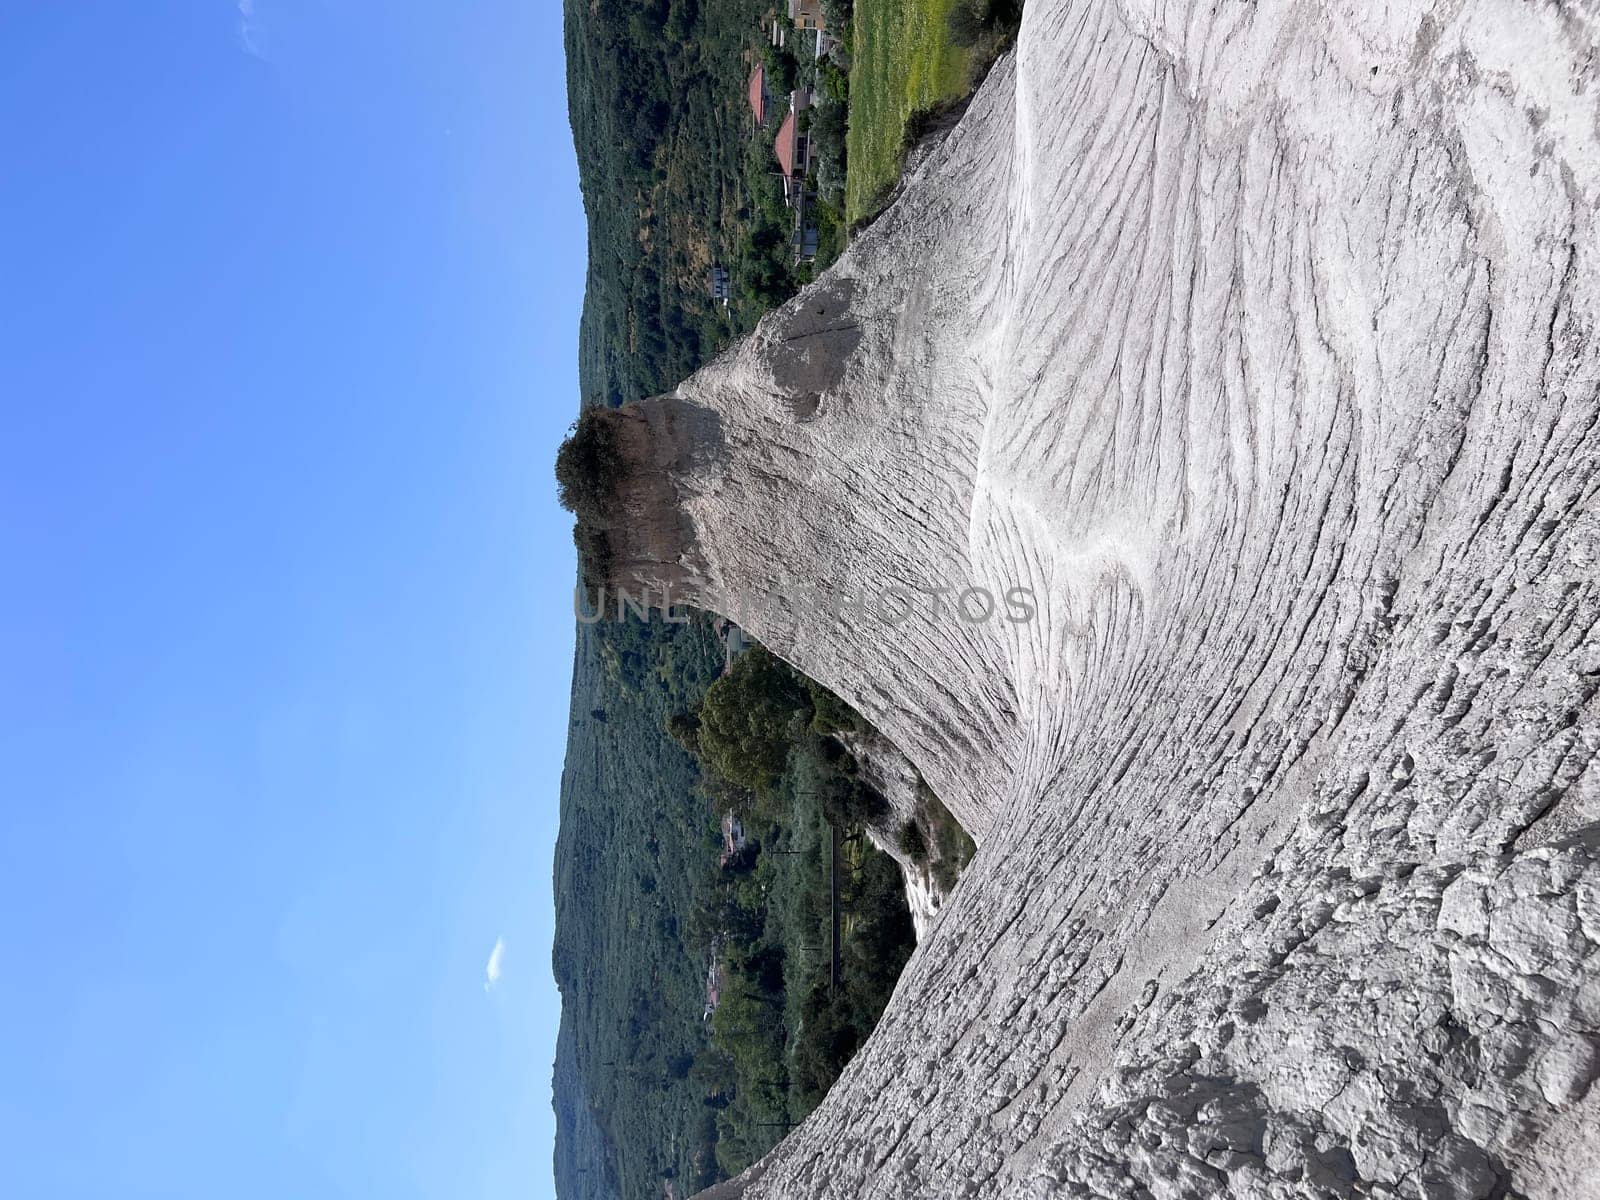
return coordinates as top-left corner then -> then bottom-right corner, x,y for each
701,935 -> 726,1021
793,220 -> 820,265
708,265 -> 731,302
712,617 -> 748,669
774,109 -> 812,206
702,956 -> 723,1020
774,100 -> 821,266
789,0 -> 826,32
746,64 -> 768,127
789,189 -> 819,266
718,811 -> 747,866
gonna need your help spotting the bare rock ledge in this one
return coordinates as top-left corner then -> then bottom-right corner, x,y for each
585,1 -> 1600,1195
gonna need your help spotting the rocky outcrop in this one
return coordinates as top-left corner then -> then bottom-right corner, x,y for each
580,0 -> 1600,1195
836,731 -> 963,940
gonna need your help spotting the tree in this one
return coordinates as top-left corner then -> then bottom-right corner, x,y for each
806,678 -> 862,734
761,43 -> 799,94
665,710 -> 701,753
665,0 -> 696,40
739,217 -> 797,308
555,407 -> 626,520
695,648 -> 812,791
946,0 -> 985,46
818,773 -> 888,827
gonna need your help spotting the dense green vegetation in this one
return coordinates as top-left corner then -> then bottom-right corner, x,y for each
945,0 -> 1025,59
555,407 -> 629,590
552,615 -> 736,1200
737,32 -> 850,297
554,409 -> 624,522
671,647 -> 915,1177
564,0 -> 861,417
553,616 -> 919,1198
563,0 -> 1021,415
565,0 -> 772,412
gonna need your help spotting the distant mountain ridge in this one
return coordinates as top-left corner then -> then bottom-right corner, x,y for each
551,620 -> 725,1200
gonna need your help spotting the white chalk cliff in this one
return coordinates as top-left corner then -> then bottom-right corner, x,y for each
585,0 -> 1600,1195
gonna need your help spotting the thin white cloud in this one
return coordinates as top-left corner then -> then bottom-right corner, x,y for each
237,0 -> 265,59
484,937 -> 506,991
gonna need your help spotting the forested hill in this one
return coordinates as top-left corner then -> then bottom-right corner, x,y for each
563,0 -> 759,411
556,2 -> 763,1197
552,619 -> 727,1200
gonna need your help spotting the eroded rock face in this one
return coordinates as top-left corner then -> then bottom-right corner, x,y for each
590,0 -> 1600,1194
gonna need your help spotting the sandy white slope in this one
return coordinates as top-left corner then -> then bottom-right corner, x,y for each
588,0 -> 1600,1194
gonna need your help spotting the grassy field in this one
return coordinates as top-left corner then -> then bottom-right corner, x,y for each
845,0 -> 971,224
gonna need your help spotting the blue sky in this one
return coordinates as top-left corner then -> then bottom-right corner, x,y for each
0,3 -> 580,1196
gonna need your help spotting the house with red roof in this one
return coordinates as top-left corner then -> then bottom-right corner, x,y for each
773,92 -> 821,266
774,103 -> 813,207
746,64 -> 769,128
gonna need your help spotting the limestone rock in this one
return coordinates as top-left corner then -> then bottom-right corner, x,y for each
584,0 -> 1600,1195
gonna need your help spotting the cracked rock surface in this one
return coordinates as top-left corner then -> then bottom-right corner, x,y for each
590,1 -> 1600,1195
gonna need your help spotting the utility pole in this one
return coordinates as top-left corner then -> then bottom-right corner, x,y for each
830,822 -> 842,994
